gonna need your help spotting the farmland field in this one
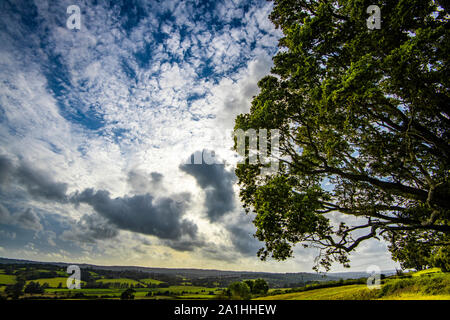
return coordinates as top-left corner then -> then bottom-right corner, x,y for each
26,277 -> 86,288
0,274 -> 16,285
257,285 -> 370,300
96,278 -> 141,286
151,285 -> 214,294
139,278 -> 164,285
42,285 -> 221,299
411,268 -> 442,277
258,269 -> 450,300
46,288 -> 121,296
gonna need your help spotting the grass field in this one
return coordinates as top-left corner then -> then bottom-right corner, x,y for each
258,269 -> 450,300
411,268 -> 442,277
46,288 -> 121,296
0,274 -> 17,285
150,285 -> 216,294
26,277 -> 87,288
139,278 -> 165,285
257,285 -> 371,300
96,278 -> 142,286
378,293 -> 450,300
42,285 -> 220,299
177,294 -> 215,299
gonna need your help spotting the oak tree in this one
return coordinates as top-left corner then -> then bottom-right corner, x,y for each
234,0 -> 449,270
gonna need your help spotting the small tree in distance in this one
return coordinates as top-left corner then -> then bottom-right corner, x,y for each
120,288 -> 135,300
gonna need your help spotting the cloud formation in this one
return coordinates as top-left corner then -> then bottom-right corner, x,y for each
0,203 -> 42,232
0,154 -> 199,250
180,151 -> 236,222
179,151 -> 263,257
0,155 -> 68,202
127,169 -> 164,194
72,188 -> 196,241
61,213 -> 119,243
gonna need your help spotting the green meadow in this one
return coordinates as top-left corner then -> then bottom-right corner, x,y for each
42,285 -> 220,299
257,269 -> 450,300
0,274 -> 16,285
96,278 -> 142,286
26,277 -> 87,288
139,278 -> 164,285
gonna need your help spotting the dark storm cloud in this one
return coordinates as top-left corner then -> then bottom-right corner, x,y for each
15,208 -> 43,231
179,151 -> 236,222
0,203 -> 12,224
179,151 -> 262,257
200,243 -> 240,262
226,222 -> 261,256
0,155 -> 14,185
15,162 -> 69,202
71,188 -> 197,241
162,237 -> 206,252
0,204 -> 42,232
0,154 -> 68,202
61,213 -> 119,243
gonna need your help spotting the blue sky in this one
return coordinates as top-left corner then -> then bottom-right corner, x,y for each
0,0 -> 398,272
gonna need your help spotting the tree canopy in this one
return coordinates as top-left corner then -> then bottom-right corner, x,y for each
228,281 -> 252,299
233,0 -> 449,271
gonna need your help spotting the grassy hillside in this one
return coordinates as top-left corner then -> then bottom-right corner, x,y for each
43,285 -> 218,299
258,284 -> 373,300
0,274 -> 17,285
26,277 -> 87,288
257,269 -> 450,300
96,278 -> 142,286
139,278 -> 165,285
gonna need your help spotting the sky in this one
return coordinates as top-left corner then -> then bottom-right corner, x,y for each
0,0 -> 399,273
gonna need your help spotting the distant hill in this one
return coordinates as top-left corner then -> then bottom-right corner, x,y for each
326,270 -> 397,279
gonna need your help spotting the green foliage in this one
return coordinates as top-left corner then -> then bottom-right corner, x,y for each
428,246 -> 450,272
228,281 -> 251,300
379,273 -> 450,298
24,281 -> 45,294
389,230 -> 433,270
120,288 -> 136,300
243,280 -> 254,292
4,279 -> 25,299
233,0 -> 450,271
252,279 -> 269,295
226,279 -> 269,299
